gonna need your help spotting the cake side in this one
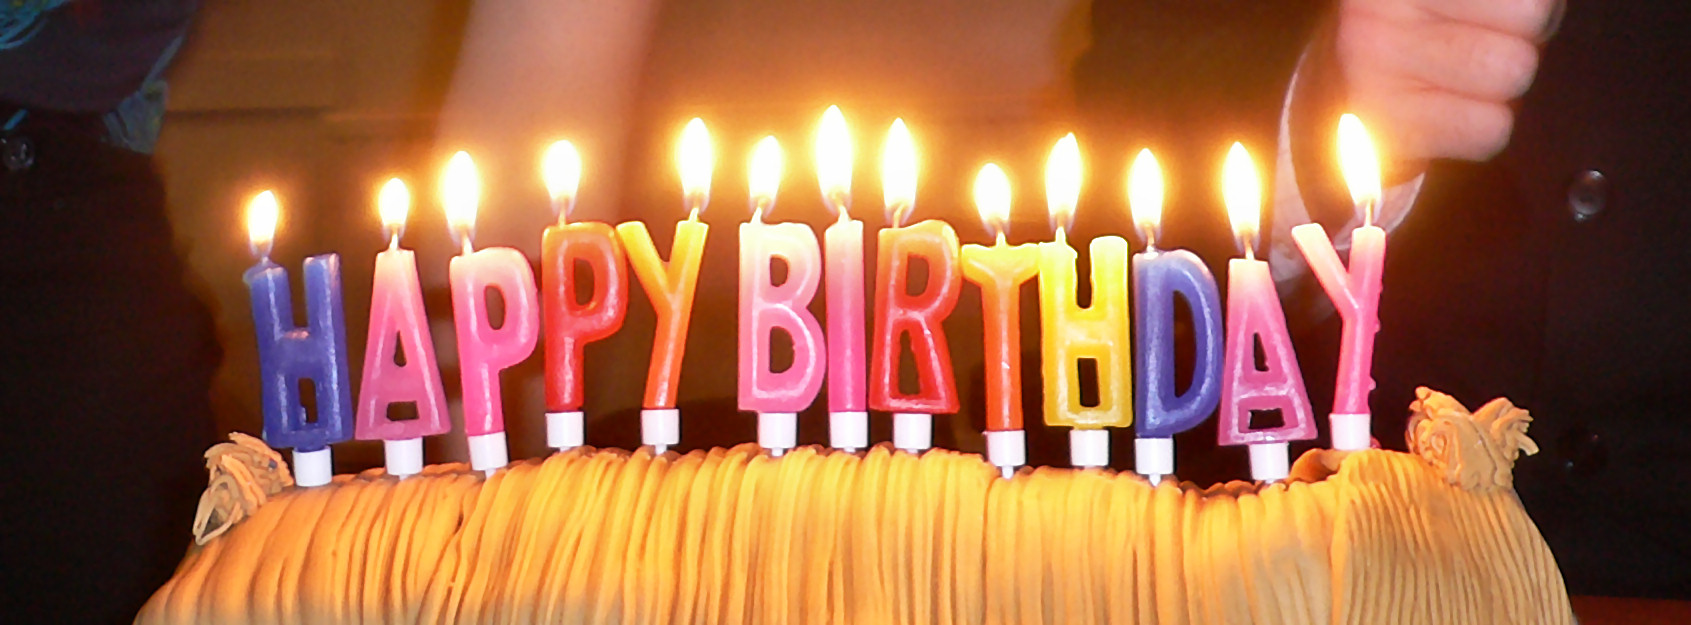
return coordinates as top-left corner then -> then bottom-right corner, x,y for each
135,423 -> 1574,624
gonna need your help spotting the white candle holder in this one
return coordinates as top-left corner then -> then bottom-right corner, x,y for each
893,412 -> 932,454
383,437 -> 423,478
466,431 -> 509,474
1069,428 -> 1110,468
1329,413 -> 1372,451
984,429 -> 1025,479
759,412 -> 798,457
292,447 -> 334,487
1135,436 -> 1174,484
641,408 -> 680,456
546,410 -> 585,451
829,411 -> 868,453
1249,442 -> 1290,483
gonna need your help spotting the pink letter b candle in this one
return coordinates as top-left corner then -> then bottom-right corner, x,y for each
739,137 -> 826,456
355,180 -> 450,477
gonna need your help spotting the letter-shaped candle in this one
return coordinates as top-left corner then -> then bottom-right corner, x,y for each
243,191 -> 353,487
443,152 -> 541,473
355,179 -> 451,477
1291,114 -> 1385,451
1217,143 -> 1315,482
616,118 -> 712,452
739,137 -> 826,455
1037,134 -> 1130,468
871,122 -> 961,453
1127,150 -> 1224,483
820,107 -> 869,451
540,141 -> 628,451
960,164 -> 1040,478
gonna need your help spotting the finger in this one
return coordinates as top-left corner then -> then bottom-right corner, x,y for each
1417,0 -> 1562,40
1350,87 -> 1515,162
1343,16 -> 1539,102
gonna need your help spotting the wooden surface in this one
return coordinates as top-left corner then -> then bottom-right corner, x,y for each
1571,596 -> 1691,624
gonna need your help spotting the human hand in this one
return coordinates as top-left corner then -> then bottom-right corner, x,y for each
1335,0 -> 1564,167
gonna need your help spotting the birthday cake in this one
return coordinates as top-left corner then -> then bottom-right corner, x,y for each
134,388 -> 1574,624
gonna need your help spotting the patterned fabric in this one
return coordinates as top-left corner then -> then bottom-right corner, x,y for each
0,1 -> 70,49
0,0 -> 195,154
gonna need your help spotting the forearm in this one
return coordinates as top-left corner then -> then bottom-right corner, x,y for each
439,0 -> 663,234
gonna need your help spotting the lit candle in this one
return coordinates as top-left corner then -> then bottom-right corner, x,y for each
354,179 -> 451,478
1128,150 -> 1224,484
443,152 -> 541,474
1291,114 -> 1385,451
1217,143 -> 1316,482
820,106 -> 869,452
1036,134 -> 1131,469
870,120 -> 961,454
739,136 -> 827,456
540,140 -> 628,452
960,164 -> 1039,478
243,190 -> 353,487
616,118 -> 711,452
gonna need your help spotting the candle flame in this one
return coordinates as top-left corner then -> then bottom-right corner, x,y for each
1045,133 -> 1082,232
442,151 -> 480,241
246,190 -> 279,258
1337,113 -> 1382,225
881,118 -> 917,225
1128,148 -> 1163,243
678,118 -> 714,216
378,178 -> 410,238
1222,142 -> 1261,250
973,163 -> 1012,239
749,135 -> 783,217
816,105 -> 852,216
542,140 -> 582,219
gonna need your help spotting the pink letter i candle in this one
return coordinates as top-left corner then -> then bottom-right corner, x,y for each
243,191 -> 354,487
1291,114 -> 1385,451
738,137 -> 827,456
443,152 -> 541,474
354,179 -> 451,478
540,141 -> 628,452
819,106 -> 869,452
1217,143 -> 1315,482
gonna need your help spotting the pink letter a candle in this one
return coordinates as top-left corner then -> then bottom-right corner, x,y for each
1217,144 -> 1314,482
355,180 -> 451,478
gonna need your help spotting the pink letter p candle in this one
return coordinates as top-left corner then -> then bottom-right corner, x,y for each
443,152 -> 540,474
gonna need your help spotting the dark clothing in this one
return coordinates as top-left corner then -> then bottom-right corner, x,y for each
0,110 -> 219,621
1079,0 -> 1691,599
0,1 -> 197,113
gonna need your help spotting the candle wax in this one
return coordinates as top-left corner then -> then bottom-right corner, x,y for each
1037,235 -> 1133,428
542,222 -> 628,412
1132,248 -> 1224,438
355,248 -> 450,441
245,254 -> 354,451
738,220 -> 827,412
616,220 -> 709,409
1217,257 -> 1316,445
870,220 -> 962,414
960,240 -> 1040,431
1291,223 -> 1384,416
449,247 -> 541,438
824,217 -> 867,412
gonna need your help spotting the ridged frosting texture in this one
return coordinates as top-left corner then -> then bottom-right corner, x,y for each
137,443 -> 1571,625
